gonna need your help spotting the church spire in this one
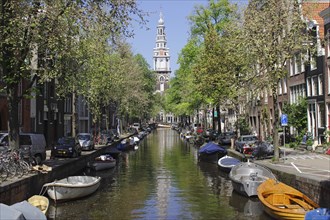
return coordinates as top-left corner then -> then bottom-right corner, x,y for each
153,10 -> 171,93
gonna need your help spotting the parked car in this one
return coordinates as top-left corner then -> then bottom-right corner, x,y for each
251,141 -> 274,159
235,135 -> 258,154
51,137 -> 81,158
218,132 -> 236,145
0,132 -> 46,165
252,141 -> 284,159
76,133 -> 95,151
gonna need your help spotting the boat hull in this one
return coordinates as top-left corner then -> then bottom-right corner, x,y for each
198,152 -> 225,164
92,160 -> 116,171
44,176 -> 101,201
28,195 -> 49,214
229,161 -> 276,197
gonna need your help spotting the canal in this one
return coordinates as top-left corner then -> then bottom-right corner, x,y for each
47,128 -> 272,220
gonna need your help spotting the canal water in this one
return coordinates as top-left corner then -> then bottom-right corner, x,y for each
47,128 -> 272,220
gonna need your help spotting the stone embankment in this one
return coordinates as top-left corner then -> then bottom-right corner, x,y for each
0,138 -> 125,205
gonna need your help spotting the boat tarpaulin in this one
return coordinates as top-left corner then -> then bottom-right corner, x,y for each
198,142 -> 227,154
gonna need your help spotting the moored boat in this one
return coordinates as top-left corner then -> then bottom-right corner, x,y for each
305,208 -> 330,220
229,160 -> 276,197
198,142 -> 227,163
258,178 -> 319,220
28,195 -> 49,214
8,200 -> 47,220
91,154 -> 116,171
217,155 -> 241,173
43,176 -> 101,201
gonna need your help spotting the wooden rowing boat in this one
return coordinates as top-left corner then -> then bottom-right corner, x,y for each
257,178 -> 319,220
28,195 -> 49,214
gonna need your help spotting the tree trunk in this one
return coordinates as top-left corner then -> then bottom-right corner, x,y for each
203,107 -> 207,129
2,0 -> 19,150
72,92 -> 77,137
7,86 -> 20,150
272,90 -> 280,161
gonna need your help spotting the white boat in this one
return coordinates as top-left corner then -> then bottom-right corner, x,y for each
43,176 -> 101,201
229,160 -> 276,197
217,155 -> 241,173
91,155 -> 116,171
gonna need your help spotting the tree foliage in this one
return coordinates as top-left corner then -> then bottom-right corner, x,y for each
243,0 -> 314,161
0,0 -> 147,149
282,97 -> 308,135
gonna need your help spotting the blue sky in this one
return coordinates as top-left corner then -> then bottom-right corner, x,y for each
128,0 -> 247,75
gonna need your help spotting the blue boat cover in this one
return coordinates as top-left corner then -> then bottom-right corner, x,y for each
220,157 -> 240,166
305,208 -> 330,220
198,142 -> 227,154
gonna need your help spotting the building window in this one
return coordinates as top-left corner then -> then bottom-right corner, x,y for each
319,103 -> 325,128
289,59 -> 294,76
312,76 -> 318,96
283,78 -> 287,94
310,53 -> 317,70
307,77 -> 311,97
294,53 -> 302,74
318,75 -> 323,95
64,97 -> 71,113
278,80 -> 282,95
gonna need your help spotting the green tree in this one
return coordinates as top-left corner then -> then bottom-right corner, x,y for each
188,0 -> 245,132
243,0 -> 314,161
0,0 -> 146,149
282,97 -> 308,135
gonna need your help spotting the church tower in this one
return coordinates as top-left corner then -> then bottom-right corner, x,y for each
153,12 -> 171,94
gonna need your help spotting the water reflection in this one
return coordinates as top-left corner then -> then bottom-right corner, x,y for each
229,190 -> 264,218
46,129 -> 271,220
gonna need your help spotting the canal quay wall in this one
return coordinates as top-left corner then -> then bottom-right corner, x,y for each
228,149 -> 330,208
0,138 -> 126,205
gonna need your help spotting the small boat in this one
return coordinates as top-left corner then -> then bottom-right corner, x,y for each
43,176 -> 101,201
91,154 -> 116,171
229,160 -> 276,197
217,155 -> 241,173
198,142 -> 227,163
117,138 -> 135,151
7,200 -> 47,220
305,208 -> 330,220
28,195 -> 49,214
257,178 -> 319,220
